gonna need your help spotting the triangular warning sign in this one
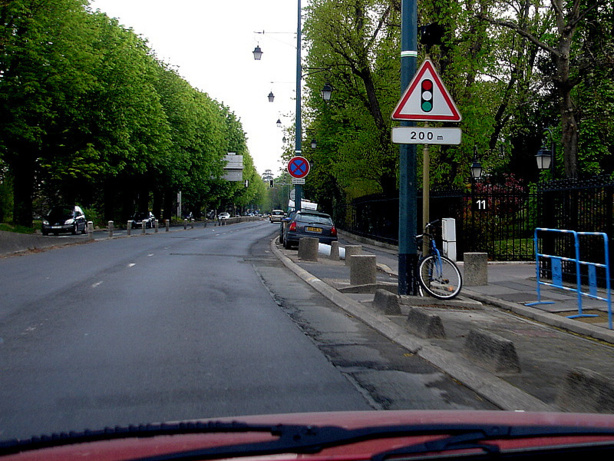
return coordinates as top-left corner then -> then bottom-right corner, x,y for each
392,59 -> 461,122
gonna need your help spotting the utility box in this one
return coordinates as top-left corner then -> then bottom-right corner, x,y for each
442,218 -> 457,261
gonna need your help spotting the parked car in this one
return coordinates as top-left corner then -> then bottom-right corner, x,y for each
41,205 -> 87,236
218,212 -> 231,220
279,211 -> 297,245
282,210 -> 337,249
270,209 -> 285,223
130,211 -> 156,228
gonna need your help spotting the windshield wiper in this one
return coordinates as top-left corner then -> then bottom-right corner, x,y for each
3,422 -> 614,461
370,424 -> 614,461
132,423 -> 614,461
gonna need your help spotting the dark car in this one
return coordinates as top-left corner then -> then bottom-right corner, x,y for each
130,211 -> 156,228
282,210 -> 337,249
41,205 -> 87,236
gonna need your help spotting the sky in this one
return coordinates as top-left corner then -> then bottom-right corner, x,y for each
88,0 -> 302,178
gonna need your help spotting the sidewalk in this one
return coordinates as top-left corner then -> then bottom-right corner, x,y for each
271,234 -> 614,413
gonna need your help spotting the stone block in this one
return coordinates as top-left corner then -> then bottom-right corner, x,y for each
405,307 -> 446,339
350,254 -> 376,286
463,328 -> 520,373
344,245 -> 362,266
556,367 -> 614,413
373,289 -> 401,315
464,252 -> 488,286
298,237 -> 319,261
329,241 -> 340,260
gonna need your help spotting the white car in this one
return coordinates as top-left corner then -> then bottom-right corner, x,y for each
270,210 -> 285,223
218,212 -> 231,220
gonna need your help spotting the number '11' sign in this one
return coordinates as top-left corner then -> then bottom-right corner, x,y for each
473,199 -> 487,211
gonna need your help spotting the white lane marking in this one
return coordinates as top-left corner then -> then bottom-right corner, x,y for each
92,281 -> 103,288
128,263 -> 136,268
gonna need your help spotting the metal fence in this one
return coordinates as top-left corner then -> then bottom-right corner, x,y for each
335,177 -> 614,263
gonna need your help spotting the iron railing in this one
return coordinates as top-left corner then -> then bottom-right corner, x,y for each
335,177 -> 614,263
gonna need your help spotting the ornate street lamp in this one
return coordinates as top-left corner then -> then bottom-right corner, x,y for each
310,139 -> 317,149
276,119 -> 282,128
320,83 -> 333,101
252,45 -> 263,61
535,147 -> 552,171
268,91 -> 275,102
471,146 -> 483,180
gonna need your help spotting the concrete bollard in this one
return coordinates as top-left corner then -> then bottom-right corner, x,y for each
108,221 -> 114,238
298,237 -> 319,261
556,367 -> 614,413
329,241 -> 340,260
344,245 -> 362,266
405,307 -> 446,339
373,289 -> 401,315
87,221 -> 94,239
350,254 -> 377,286
463,252 -> 488,286
142,221 -> 146,234
463,328 -> 520,373
127,221 -> 132,235
154,219 -> 158,233
165,219 -> 170,232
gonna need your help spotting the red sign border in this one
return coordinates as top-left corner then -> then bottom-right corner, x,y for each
287,156 -> 310,179
391,59 -> 462,122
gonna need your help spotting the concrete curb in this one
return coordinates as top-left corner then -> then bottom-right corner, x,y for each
270,237 -> 553,412
462,288 -> 614,345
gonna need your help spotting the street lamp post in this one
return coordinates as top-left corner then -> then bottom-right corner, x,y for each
398,0 -> 419,295
294,0 -> 303,212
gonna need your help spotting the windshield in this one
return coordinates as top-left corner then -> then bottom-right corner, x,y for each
1,0 -> 613,457
47,207 -> 74,219
296,214 -> 333,225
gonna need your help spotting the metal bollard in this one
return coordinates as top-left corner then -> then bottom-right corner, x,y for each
127,221 -> 132,236
141,220 -> 146,234
87,221 -> 94,240
108,221 -> 114,238
154,219 -> 158,233
183,219 -> 187,230
165,219 -> 170,232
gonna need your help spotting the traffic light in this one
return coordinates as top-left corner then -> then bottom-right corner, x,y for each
421,79 -> 433,112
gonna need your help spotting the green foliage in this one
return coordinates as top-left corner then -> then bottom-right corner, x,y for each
0,0 -> 262,224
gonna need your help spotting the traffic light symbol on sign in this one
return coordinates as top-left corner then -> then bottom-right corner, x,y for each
421,79 -> 433,112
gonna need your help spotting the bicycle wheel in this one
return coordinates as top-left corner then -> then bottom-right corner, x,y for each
418,254 -> 462,299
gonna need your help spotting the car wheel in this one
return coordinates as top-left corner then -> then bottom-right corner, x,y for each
42,230 -> 48,236
81,223 -> 87,234
283,237 -> 291,249
72,223 -> 78,235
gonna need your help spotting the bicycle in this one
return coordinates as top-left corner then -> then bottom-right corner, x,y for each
415,219 -> 463,299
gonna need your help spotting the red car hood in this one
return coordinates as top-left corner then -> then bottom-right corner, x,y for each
4,410 -> 614,460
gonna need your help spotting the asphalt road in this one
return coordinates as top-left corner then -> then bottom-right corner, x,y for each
0,221 -> 494,441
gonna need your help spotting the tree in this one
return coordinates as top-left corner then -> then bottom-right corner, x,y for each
303,0 -> 401,198
0,0 -> 97,226
479,0 -> 612,179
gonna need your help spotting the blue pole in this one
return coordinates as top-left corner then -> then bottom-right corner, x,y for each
398,0 -> 418,295
294,0 -> 302,212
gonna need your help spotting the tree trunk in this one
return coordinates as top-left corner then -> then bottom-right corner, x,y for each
560,88 -> 579,178
12,156 -> 34,227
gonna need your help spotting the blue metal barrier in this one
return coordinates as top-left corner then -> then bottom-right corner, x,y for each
526,228 -> 612,330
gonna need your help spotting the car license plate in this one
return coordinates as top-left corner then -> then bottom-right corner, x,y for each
306,227 -> 322,233
52,226 -> 61,229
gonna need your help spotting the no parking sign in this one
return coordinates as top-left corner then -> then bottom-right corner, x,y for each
287,156 -> 310,179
